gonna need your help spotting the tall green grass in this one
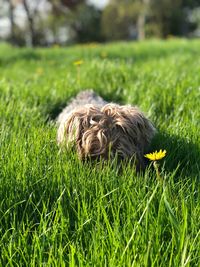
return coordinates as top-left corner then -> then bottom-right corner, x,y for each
0,39 -> 199,266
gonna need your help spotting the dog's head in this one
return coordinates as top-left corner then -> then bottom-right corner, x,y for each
57,104 -> 156,169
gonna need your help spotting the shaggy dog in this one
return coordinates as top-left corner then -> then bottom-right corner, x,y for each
57,90 -> 156,170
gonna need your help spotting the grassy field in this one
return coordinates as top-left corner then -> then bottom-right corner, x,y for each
0,39 -> 199,266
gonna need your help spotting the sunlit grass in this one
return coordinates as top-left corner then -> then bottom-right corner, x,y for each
0,39 -> 199,266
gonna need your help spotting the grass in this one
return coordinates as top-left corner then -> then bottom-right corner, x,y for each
0,39 -> 199,266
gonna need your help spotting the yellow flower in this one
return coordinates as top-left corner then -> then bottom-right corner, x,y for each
73,60 -> 83,66
144,149 -> 166,161
36,67 -> 43,75
88,42 -> 98,48
101,52 -> 107,58
53,44 -> 60,48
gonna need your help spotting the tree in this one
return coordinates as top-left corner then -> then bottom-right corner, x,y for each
1,0 -> 50,46
47,0 -> 85,15
22,0 -> 41,46
137,0 -> 150,40
101,1 -> 138,41
47,0 -> 102,44
101,0 -> 150,41
101,0 -> 200,40
71,3 -> 103,43
7,0 -> 16,44
1,0 -> 88,46
147,0 -> 182,38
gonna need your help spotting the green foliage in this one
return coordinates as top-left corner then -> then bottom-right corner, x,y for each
71,4 -> 103,43
101,0 -> 200,40
0,40 -> 200,266
101,1 -> 141,40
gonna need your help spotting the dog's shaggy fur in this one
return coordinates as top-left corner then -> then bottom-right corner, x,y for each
57,90 -> 156,169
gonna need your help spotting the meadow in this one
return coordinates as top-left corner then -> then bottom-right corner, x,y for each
0,39 -> 199,266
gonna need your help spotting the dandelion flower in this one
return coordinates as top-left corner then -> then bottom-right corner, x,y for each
73,60 -> 83,66
36,67 -> 43,75
101,52 -> 107,58
144,149 -> 166,161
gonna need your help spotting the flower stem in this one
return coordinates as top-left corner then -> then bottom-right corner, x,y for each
153,161 -> 162,181
77,66 -> 80,86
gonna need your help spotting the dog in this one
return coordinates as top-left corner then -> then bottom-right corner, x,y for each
57,90 -> 156,170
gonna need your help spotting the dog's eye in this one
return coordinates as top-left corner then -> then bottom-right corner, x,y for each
90,115 -> 100,123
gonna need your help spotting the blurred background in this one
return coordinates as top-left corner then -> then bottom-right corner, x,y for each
0,0 -> 200,47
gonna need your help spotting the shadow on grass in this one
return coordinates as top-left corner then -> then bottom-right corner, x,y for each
150,131 -> 200,179
47,100 -> 69,121
100,87 -> 125,104
0,50 -> 42,66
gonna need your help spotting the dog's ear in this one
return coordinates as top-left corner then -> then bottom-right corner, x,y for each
102,104 -> 156,154
123,106 -> 156,152
57,109 -> 85,148
57,105 -> 104,157
113,105 -> 156,170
